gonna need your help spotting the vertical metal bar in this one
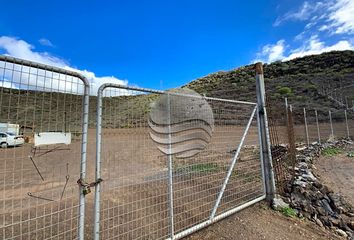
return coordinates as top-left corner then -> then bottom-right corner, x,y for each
93,87 -> 104,240
255,62 -> 276,202
315,110 -> 321,143
78,79 -> 90,240
166,93 -> 175,239
303,108 -> 309,146
329,110 -> 334,138
209,106 -> 257,219
345,110 -> 350,139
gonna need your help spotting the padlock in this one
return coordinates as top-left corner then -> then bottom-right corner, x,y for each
82,185 -> 91,195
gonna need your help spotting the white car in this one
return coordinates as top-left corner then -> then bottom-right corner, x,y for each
0,132 -> 25,148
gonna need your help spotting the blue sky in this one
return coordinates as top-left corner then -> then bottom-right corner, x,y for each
0,0 -> 353,91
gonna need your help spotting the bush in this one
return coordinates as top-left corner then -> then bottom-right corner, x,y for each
322,147 -> 342,156
277,87 -> 292,95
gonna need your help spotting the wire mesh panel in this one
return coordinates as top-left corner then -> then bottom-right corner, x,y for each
95,85 -> 264,240
0,57 -> 88,239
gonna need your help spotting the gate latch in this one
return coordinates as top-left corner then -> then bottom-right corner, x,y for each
77,178 -> 103,195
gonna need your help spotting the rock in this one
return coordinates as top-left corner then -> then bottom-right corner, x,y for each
296,146 -> 307,151
330,217 -> 341,227
329,193 -> 349,214
347,212 -> 354,217
316,206 -> 327,216
315,218 -> 324,228
319,216 -> 332,227
313,181 -> 323,189
302,172 -> 316,182
348,221 -> 354,231
294,179 -> 307,188
321,199 -> 336,216
272,198 -> 289,211
298,162 -> 308,169
336,229 -> 348,238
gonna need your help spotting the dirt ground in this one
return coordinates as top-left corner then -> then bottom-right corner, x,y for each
0,123 -> 352,239
185,202 -> 340,240
315,144 -> 354,206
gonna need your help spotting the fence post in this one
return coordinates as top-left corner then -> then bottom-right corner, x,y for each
303,108 -> 309,146
329,110 -> 334,138
315,110 -> 321,143
345,110 -> 350,139
285,97 -> 288,123
255,62 -> 276,202
166,93 -> 175,239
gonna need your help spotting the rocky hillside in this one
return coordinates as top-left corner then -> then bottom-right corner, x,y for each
0,51 -> 353,131
185,50 -> 354,122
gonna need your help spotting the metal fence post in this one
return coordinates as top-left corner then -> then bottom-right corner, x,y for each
166,93 -> 175,239
345,110 -> 350,139
303,108 -> 309,146
93,87 -> 104,240
315,110 -> 321,143
329,110 -> 334,138
255,62 -> 276,202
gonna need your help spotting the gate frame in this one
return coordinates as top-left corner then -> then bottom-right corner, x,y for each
94,81 -> 272,239
0,55 -> 90,240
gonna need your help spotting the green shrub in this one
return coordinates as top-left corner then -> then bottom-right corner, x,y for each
280,207 -> 297,218
277,87 -> 292,95
322,147 -> 342,156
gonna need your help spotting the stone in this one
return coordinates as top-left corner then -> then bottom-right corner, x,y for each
319,216 -> 332,227
302,172 -> 316,182
316,206 -> 327,216
315,218 -> 324,228
330,218 -> 341,227
272,198 -> 289,211
294,179 -> 307,188
321,199 -> 336,216
336,229 -> 348,238
348,221 -> 354,231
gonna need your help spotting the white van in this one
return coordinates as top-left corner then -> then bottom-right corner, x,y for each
0,132 -> 24,148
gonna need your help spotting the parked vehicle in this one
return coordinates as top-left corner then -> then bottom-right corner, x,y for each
0,132 -> 24,148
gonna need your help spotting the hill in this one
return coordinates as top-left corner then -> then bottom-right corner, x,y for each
0,50 -> 353,132
185,50 -> 354,123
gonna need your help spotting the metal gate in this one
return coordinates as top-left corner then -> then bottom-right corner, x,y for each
0,56 -> 89,240
93,83 -> 267,239
0,56 -> 274,240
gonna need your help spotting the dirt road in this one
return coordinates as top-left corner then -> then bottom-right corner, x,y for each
185,202 -> 340,240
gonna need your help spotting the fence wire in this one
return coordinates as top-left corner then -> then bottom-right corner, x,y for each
0,58 -> 88,239
95,86 -> 264,240
267,91 -> 354,193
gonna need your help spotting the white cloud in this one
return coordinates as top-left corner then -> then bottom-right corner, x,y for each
284,36 -> 354,60
326,0 -> 354,34
0,36 -> 67,67
38,38 -> 54,47
0,36 -> 128,95
256,36 -> 354,63
274,1 -> 326,26
259,0 -> 354,63
254,40 -> 285,63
